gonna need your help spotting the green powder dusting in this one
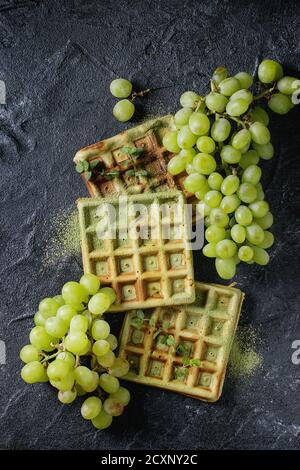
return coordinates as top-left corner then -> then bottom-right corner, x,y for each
229,325 -> 263,377
41,207 -> 81,269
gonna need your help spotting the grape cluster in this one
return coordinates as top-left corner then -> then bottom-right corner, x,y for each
110,78 -> 135,122
165,59 -> 296,279
20,274 -> 130,430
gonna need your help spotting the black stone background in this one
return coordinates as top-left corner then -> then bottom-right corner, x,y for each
0,0 -> 299,451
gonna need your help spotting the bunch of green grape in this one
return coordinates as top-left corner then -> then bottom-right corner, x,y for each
20,274 -> 130,430
110,78 -> 135,122
164,59 -> 297,280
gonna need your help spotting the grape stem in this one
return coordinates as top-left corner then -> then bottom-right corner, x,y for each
75,355 -> 80,367
41,350 -> 60,364
253,83 -> 277,101
130,88 -> 151,101
215,112 -> 247,129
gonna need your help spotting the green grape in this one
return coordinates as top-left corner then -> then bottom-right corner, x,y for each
97,350 -> 116,368
30,326 -> 56,352
212,66 -> 228,84
242,164 -> 262,185
221,145 -> 242,164
239,150 -> 260,169
110,78 -> 132,98
255,182 -> 265,201
193,153 -> 216,175
218,77 -> 241,96
45,317 -> 68,338
231,129 -> 252,150
99,373 -> 120,394
204,216 -> 211,227
277,76 -> 298,95
208,172 -> 224,190
209,208 -> 229,228
215,239 -> 237,259
204,190 -> 222,208
21,361 -> 48,384
56,305 -> 77,326
81,396 -> 102,420
230,89 -> 253,104
47,359 -> 71,382
113,99 -> 135,122
62,281 -> 89,307
50,371 -> 75,391
92,409 -> 113,430
108,357 -> 130,377
186,163 -> 196,174
268,93 -> 292,115
180,91 -> 201,108
252,246 -> 270,265
88,293 -> 110,315
163,131 -> 181,153
189,112 -> 210,136
231,224 -> 246,244
174,108 -> 193,127
58,389 -> 77,404
178,148 -> 196,163
75,384 -> 87,396
245,223 -> 265,245
53,295 -> 65,307
34,311 -> 45,326
254,212 -> 273,229
106,334 -> 118,351
249,201 -> 269,218
39,298 -> 60,319
205,225 -> 226,243
20,345 -> 40,363
211,118 -> 231,142
103,398 -> 124,417
226,98 -> 249,116
92,339 -> 110,357
109,387 -> 130,406
237,182 -> 257,203
177,125 -> 198,149
84,371 -> 99,393
221,175 -> 240,196
238,245 -> 254,262
98,287 -> 116,306
69,314 -> 88,333
252,142 -> 274,160
205,92 -> 228,113
257,231 -> 274,249
233,253 -> 241,265
57,351 -> 76,368
215,257 -> 236,279
235,72 -> 253,89
183,173 -> 207,193
235,205 -> 253,226
249,122 -> 270,145
220,195 -> 240,214
249,106 -> 270,126
258,59 -> 283,83
240,141 -> 251,154
196,136 -> 216,154
74,366 -> 94,387
80,273 -> 100,295
65,332 -> 89,355
194,180 -> 210,200
167,155 -> 186,175
203,243 -> 217,257
197,202 -> 211,217
92,319 -> 110,340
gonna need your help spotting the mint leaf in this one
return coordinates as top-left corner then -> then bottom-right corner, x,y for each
121,147 -> 144,156
84,171 -> 92,180
130,317 -> 143,330
136,170 -> 148,177
90,160 -> 100,169
136,310 -> 144,320
149,318 -> 156,327
182,356 -> 190,367
190,359 -> 201,367
166,335 -> 175,346
162,321 -> 171,329
125,169 -> 135,177
82,160 -> 89,171
75,162 -> 84,173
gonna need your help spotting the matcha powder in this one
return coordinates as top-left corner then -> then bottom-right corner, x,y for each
41,207 -> 81,269
229,325 -> 263,378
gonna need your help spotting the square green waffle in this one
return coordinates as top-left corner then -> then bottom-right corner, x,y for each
77,191 -> 195,312
117,282 -> 244,401
73,116 -> 199,221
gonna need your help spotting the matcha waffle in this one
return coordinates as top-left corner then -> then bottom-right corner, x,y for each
117,282 -> 244,401
77,191 -> 195,312
73,116 -> 198,220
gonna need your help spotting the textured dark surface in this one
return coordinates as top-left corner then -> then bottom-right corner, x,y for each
0,0 -> 300,450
